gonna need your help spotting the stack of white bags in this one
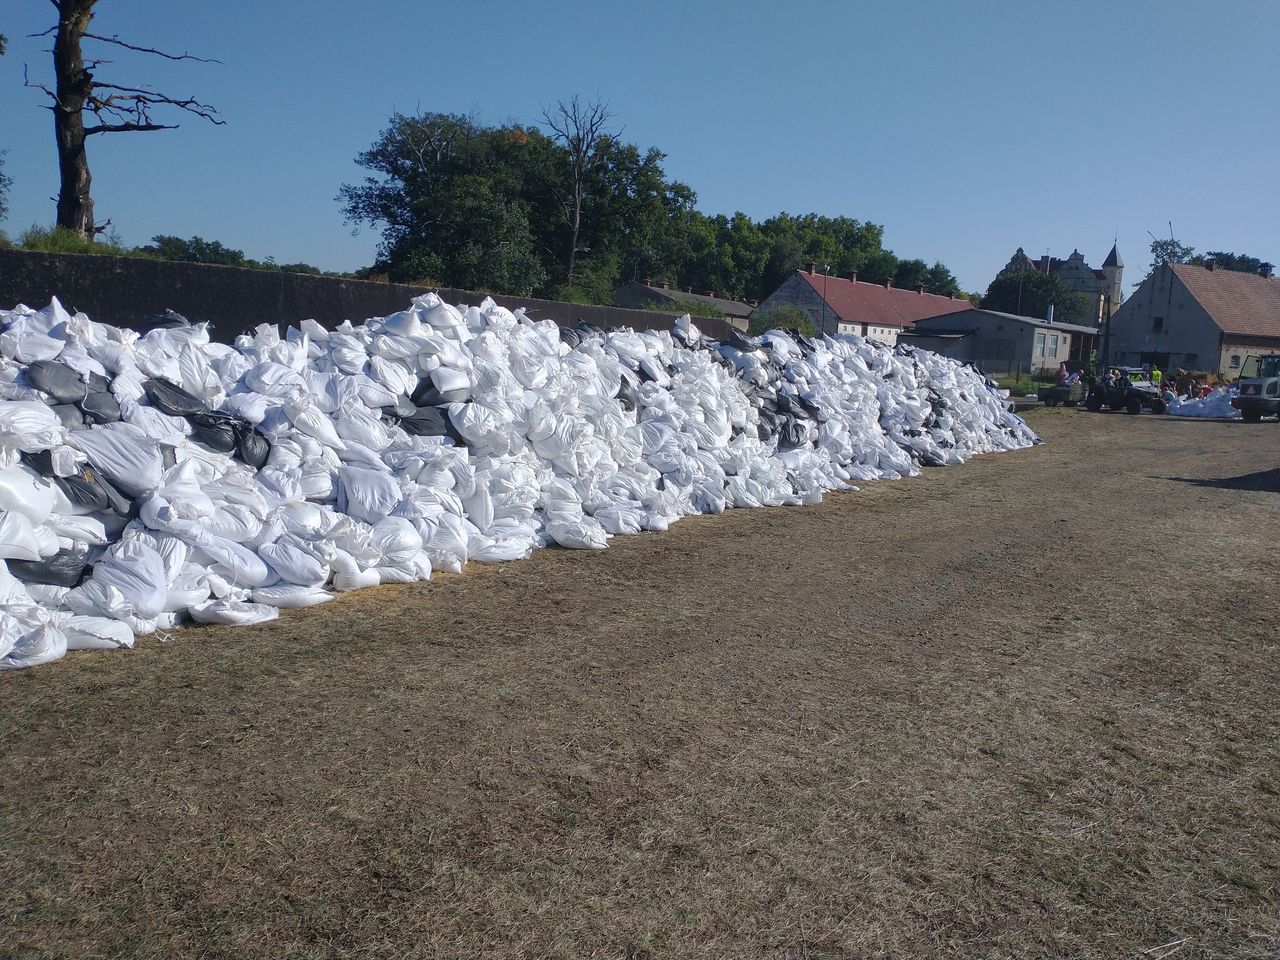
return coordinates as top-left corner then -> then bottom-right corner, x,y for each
0,294 -> 1037,669
1167,387 -> 1240,419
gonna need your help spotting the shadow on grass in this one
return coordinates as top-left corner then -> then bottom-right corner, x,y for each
1164,468 -> 1280,493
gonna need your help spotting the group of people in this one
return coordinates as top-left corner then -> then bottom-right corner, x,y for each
1055,362 -> 1216,402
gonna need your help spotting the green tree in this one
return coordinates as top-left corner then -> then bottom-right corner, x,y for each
749,303 -> 815,337
982,271 -> 1092,325
1146,237 -> 1195,277
339,113 -> 555,294
140,234 -> 247,266
1189,250 -> 1274,276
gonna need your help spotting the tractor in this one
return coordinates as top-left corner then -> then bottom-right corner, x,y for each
1231,354 -> 1280,421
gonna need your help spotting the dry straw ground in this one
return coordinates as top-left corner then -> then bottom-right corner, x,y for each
2,408 -> 1278,959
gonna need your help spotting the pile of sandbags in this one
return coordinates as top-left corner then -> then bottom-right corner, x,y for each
1167,387 -> 1241,419
0,295 -> 1037,669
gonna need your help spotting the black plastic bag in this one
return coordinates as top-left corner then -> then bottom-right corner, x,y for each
144,378 -> 209,418
400,405 -> 463,442
187,411 -> 239,453
20,451 -> 134,516
410,377 -> 469,407
777,419 -> 808,450
615,378 -> 638,412
48,404 -> 87,430
80,391 -> 122,425
9,549 -> 89,588
232,422 -> 270,469
724,330 -> 758,353
559,326 -> 584,348
26,360 -> 88,404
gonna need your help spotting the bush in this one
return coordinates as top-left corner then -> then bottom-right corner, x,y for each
749,304 -> 815,337
18,225 -> 133,256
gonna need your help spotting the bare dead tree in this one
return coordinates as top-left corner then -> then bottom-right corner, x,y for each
25,0 -> 223,239
540,96 -> 613,283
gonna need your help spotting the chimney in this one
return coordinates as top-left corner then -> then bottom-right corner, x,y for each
806,262 -> 816,275
641,277 -> 653,287
846,270 -> 858,283
917,285 -> 925,294
884,279 -> 892,289
1205,259 -> 1215,271
705,290 -> 715,298
747,299 -> 759,307
657,281 -> 669,289
1046,302 -> 1055,324
684,287 -> 692,293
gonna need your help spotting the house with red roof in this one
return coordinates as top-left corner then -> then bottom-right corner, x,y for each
751,264 -> 972,344
1106,262 -> 1280,375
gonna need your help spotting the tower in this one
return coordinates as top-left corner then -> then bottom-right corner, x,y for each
1101,243 -> 1124,314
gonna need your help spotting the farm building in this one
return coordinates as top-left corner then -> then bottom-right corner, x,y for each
1105,262 -> 1280,375
902,308 -> 1099,375
752,266 -> 971,343
612,281 -> 754,331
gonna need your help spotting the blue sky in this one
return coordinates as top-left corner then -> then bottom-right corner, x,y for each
2,0 -> 1277,294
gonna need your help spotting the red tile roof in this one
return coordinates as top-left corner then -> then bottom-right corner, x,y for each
1171,263 -> 1280,338
798,271 -> 971,329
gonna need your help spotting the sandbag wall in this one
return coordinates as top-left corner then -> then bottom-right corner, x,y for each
0,295 -> 1037,669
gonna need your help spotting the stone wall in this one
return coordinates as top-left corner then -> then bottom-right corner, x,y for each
0,249 -> 736,341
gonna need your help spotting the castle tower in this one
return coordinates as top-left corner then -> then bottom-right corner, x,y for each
1101,243 -> 1124,315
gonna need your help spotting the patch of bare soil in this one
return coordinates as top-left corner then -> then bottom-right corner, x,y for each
2,409 -> 1277,959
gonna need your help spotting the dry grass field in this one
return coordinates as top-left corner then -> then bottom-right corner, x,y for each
2,408 -> 1278,959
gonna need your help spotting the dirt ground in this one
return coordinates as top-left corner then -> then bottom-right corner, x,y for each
2,408 -> 1278,960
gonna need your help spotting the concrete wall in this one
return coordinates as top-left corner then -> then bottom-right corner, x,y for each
0,249 -> 737,342
1106,265 -> 1223,373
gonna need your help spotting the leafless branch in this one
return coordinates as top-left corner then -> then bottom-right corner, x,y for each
82,33 -> 221,63
85,121 -> 177,135
22,63 -> 59,106
28,26 -> 57,39
86,81 -> 224,128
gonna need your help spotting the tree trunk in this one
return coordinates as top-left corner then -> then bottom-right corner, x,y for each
53,1 -> 96,239
567,180 -> 581,282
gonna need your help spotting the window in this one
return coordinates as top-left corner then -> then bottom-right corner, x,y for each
1049,334 -> 1059,356
1230,355 -> 1241,369
1153,316 -> 1164,332
1035,332 -> 1046,358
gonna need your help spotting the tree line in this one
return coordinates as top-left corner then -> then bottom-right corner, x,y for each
338,106 -> 966,305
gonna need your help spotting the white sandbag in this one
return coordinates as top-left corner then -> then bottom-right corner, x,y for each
0,620 -> 67,669
63,615 -> 135,651
0,401 -> 65,453
0,467 -> 59,524
68,426 -> 162,496
188,599 -> 281,626
331,550 -> 381,592
337,466 -> 401,525
251,584 -> 334,608
84,539 -> 168,619
0,512 -> 43,562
